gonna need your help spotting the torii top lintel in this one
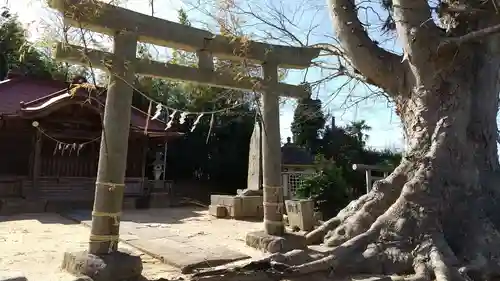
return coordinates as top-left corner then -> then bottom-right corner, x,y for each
47,0 -> 320,69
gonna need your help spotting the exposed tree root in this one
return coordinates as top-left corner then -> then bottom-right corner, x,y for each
194,161 -> 500,281
307,160 -> 414,246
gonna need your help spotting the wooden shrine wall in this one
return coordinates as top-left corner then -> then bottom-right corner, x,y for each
0,117 -> 148,198
40,135 -> 146,178
0,126 -> 32,176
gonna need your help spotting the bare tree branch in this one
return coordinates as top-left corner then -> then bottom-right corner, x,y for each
327,0 -> 406,96
392,0 -> 442,71
309,43 -> 342,56
441,23 -> 500,47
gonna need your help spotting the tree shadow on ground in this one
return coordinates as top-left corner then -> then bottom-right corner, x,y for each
0,212 -> 79,224
63,206 -> 207,225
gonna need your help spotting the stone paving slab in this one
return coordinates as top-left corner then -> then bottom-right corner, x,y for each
63,209 -> 251,273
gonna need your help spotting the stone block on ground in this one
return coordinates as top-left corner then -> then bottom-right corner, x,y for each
236,189 -> 263,196
285,199 -> 315,231
63,210 -> 250,275
208,205 -> 227,218
237,196 -> 263,219
210,195 -> 263,220
126,238 -> 249,274
210,195 -> 242,218
149,192 -> 171,208
245,230 -> 307,253
0,271 -> 27,281
61,250 -> 142,281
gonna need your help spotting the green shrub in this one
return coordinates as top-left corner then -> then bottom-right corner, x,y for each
295,160 -> 353,219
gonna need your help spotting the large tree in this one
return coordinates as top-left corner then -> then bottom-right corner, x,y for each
345,120 -> 371,147
0,10 -> 68,80
291,98 -> 326,154
297,1 -> 500,279
196,0 -> 500,280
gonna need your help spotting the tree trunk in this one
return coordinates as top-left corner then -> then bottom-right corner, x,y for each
294,48 -> 500,280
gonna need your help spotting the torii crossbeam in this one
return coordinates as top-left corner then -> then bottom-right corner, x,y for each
48,1 -> 319,277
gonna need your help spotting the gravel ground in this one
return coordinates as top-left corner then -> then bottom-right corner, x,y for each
0,213 -> 182,281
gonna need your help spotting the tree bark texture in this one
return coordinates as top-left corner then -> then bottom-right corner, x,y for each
195,1 -> 500,281
89,31 -> 137,254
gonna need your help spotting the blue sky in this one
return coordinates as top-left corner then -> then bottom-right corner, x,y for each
4,0 -> 405,151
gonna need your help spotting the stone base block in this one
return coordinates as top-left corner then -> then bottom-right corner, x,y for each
285,199 -> 315,231
236,189 -> 263,196
210,195 -> 263,220
61,250 -> 142,281
245,230 -> 307,253
149,192 -> 171,208
208,205 -> 227,218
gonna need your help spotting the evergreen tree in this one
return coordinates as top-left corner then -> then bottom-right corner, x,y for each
290,98 -> 325,154
0,11 -> 68,80
345,120 -> 372,146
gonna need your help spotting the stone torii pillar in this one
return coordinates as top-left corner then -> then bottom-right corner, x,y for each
261,62 -> 284,236
59,32 -> 144,280
89,31 -> 138,255
245,63 -> 312,253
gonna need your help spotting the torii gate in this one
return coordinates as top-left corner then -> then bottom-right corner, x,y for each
48,0 -> 319,258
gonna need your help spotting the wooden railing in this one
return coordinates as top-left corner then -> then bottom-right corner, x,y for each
352,164 -> 394,193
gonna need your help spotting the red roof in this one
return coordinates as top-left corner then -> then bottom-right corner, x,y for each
0,76 -> 66,115
0,74 -> 182,137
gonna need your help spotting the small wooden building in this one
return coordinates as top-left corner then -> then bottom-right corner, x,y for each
0,72 -> 182,205
281,137 -> 315,198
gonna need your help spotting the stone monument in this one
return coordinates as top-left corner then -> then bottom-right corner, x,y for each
246,120 -> 263,193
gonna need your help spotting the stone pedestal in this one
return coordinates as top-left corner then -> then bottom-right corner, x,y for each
236,189 -> 263,196
285,199 -> 315,231
210,195 -> 263,220
208,205 -> 227,218
245,230 -> 307,253
149,192 -> 171,208
61,250 -> 142,281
